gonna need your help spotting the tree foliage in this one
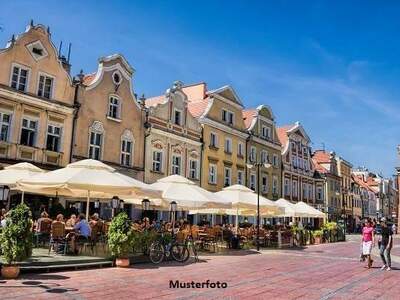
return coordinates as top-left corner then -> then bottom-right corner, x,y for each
107,212 -> 134,258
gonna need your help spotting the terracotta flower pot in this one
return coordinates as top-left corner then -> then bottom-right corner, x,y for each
1,265 -> 20,279
115,258 -> 130,268
314,237 -> 321,245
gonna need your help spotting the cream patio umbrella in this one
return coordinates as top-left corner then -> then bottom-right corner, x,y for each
294,201 -> 326,218
0,162 -> 46,206
148,175 -> 230,210
215,185 -> 283,230
18,159 -> 160,220
275,198 -> 296,217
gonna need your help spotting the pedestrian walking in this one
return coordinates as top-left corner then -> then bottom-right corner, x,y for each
379,218 -> 393,271
392,223 -> 397,235
361,219 -> 374,268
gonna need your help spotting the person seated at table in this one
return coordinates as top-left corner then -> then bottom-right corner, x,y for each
141,217 -> 151,230
53,214 -> 65,224
89,213 -> 100,227
36,211 -> 52,232
69,213 -> 91,254
66,214 -> 77,227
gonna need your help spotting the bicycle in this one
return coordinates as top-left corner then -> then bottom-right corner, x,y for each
183,234 -> 199,262
149,231 -> 189,264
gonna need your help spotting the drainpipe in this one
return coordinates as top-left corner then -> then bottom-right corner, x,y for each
199,126 -> 204,187
69,75 -> 82,163
245,132 -> 251,186
141,95 -> 150,183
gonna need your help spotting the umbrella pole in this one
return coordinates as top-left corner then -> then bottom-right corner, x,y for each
21,191 -> 25,204
235,208 -> 239,235
86,190 -> 90,221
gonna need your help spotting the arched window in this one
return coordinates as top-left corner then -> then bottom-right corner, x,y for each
88,121 -> 104,160
121,129 -> 134,167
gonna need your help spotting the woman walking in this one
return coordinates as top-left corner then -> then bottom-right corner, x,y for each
361,219 -> 375,268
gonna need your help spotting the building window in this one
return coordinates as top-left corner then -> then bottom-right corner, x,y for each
46,124 -> 62,152
250,146 -> 256,162
108,96 -> 120,119
222,109 -> 234,125
261,150 -> 268,164
37,74 -> 53,99
302,183 -> 307,199
292,156 -> 297,168
20,118 -> 37,147
208,164 -> 217,184
273,176 -> 278,195
224,167 -> 232,187
238,142 -> 244,157
89,131 -> 102,160
261,126 -> 271,139
120,139 -> 132,166
273,154 -> 279,167
10,65 -> 29,92
189,160 -> 198,179
262,176 -> 268,193
292,181 -> 298,198
237,170 -> 244,185
284,178 -> 290,196
224,138 -> 232,154
250,173 -> 256,191
210,132 -> 218,148
317,187 -> 323,201
171,155 -> 181,175
0,112 -> 11,142
308,184 -> 313,200
173,109 -> 182,126
152,151 -> 163,172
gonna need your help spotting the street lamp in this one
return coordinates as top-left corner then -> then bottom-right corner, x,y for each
170,201 -> 178,231
142,198 -> 150,219
111,196 -> 122,218
246,161 -> 272,251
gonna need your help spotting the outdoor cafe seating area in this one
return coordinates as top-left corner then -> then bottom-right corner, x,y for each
0,159 -> 332,270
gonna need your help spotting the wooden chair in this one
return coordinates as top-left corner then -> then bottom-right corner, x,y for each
48,222 -> 66,255
36,218 -> 52,247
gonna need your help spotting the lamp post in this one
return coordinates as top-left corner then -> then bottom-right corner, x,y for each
142,198 -> 150,219
170,201 -> 177,231
247,161 -> 272,251
111,196 -> 121,218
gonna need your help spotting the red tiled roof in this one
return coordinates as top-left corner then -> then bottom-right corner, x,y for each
145,95 -> 166,108
353,175 -> 376,192
313,150 -> 331,164
83,73 -> 96,85
276,125 -> 296,147
312,158 -> 329,174
242,109 -> 257,129
187,100 -> 209,118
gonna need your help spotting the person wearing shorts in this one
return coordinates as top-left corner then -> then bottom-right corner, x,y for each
361,219 -> 375,268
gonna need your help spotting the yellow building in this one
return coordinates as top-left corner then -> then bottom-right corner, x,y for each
0,22 -> 75,168
242,106 -> 282,199
336,156 -> 354,231
185,83 -> 248,192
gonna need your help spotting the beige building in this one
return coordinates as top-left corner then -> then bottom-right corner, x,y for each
144,81 -> 202,184
186,83 -> 248,192
277,122 -> 322,205
0,22 -> 75,169
312,150 -> 342,220
243,105 -> 282,199
74,54 -> 145,179
336,156 -> 354,231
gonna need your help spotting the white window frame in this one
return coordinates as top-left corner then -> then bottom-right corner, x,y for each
250,146 -> 256,162
46,123 -> 62,152
261,150 -> 268,164
292,181 -> 298,198
224,167 -> 232,187
20,117 -> 38,147
261,125 -> 271,139
317,186 -> 323,201
171,155 -> 182,175
261,175 -> 268,193
302,183 -> 307,199
308,184 -> 313,200
152,150 -> 163,172
250,173 -> 256,191
173,108 -> 183,126
273,154 -> 278,167
120,138 -> 133,167
238,142 -> 244,157
10,63 -> 30,92
237,170 -> 244,185
272,176 -> 278,195
224,137 -> 232,154
284,178 -> 290,196
189,159 -> 199,180
210,132 -> 218,148
208,163 -> 217,184
107,95 -> 121,120
222,109 -> 234,125
37,72 -> 55,99
88,131 -> 103,160
0,111 -> 12,142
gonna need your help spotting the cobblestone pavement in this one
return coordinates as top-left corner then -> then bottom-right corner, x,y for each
1,235 -> 400,300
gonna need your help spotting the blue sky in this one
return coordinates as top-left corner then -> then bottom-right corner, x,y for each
1,1 -> 399,176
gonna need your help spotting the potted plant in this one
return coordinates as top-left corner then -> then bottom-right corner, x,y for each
108,212 -> 134,267
0,204 -> 33,279
313,230 -> 323,244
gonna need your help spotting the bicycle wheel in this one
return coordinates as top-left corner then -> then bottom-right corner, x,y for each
171,243 -> 189,262
184,240 -> 198,262
149,241 -> 165,264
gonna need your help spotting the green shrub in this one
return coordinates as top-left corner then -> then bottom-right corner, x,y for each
0,204 -> 33,265
313,230 -> 323,238
323,222 -> 337,231
107,212 -> 134,258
